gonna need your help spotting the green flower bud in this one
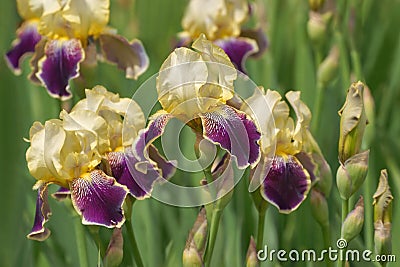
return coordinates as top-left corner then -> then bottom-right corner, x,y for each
104,228 -> 124,267
341,196 -> 364,242
373,170 -> 393,257
338,81 -> 368,163
246,236 -> 259,267
336,150 -> 369,200
317,46 -> 339,86
310,189 -> 329,227
307,11 -> 327,47
183,208 -> 207,267
309,0 -> 325,11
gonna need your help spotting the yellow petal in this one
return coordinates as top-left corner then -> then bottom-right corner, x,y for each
17,0 -> 44,20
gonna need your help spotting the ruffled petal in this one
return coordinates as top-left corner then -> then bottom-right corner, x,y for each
29,38 -> 46,84
27,183 -> 51,241
99,33 -> 149,80
200,104 -> 260,168
240,28 -> 268,58
70,170 -> 128,228
107,147 -> 175,199
261,155 -> 311,213
214,37 -> 258,73
37,39 -> 84,100
5,21 -> 41,74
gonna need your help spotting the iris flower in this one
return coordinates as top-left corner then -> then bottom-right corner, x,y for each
243,88 -> 330,213
6,0 -> 149,100
179,0 -> 267,73
26,86 -> 174,241
132,35 -> 261,178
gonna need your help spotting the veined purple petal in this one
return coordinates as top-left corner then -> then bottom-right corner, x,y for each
200,105 -> 260,169
5,21 -> 41,75
214,37 -> 258,73
27,183 -> 51,241
70,170 -> 128,228
38,39 -> 84,100
107,147 -> 175,199
51,186 -> 70,201
261,155 -> 311,213
99,33 -> 149,80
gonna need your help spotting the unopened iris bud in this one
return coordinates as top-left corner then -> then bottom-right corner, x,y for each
338,81 -> 368,163
104,228 -> 124,267
373,170 -> 393,257
336,150 -> 369,200
183,208 -> 207,267
307,11 -> 327,47
341,196 -> 364,242
317,46 -> 339,86
310,189 -> 329,227
246,236 -> 259,267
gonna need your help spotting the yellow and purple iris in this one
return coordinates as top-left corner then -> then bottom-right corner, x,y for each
6,0 -> 149,100
243,88 -> 330,213
178,0 -> 267,73
26,86 -> 174,241
132,35 -> 261,175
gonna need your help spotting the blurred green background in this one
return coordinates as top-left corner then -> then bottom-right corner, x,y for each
0,0 -> 399,266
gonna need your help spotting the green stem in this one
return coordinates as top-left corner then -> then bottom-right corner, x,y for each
256,208 -> 267,251
74,219 -> 89,267
204,209 -> 223,267
126,219 -> 144,267
311,81 -> 325,134
339,199 -> 349,267
363,170 -> 374,250
322,224 -> 333,267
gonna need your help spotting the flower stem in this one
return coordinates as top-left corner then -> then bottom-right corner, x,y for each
322,224 -> 333,267
126,219 -> 144,267
311,81 -> 324,134
339,199 -> 349,267
256,207 -> 267,251
204,208 -> 223,267
74,219 -> 89,267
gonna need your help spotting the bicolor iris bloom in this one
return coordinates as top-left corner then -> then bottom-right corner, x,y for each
26,86 -> 174,241
132,35 -> 261,176
6,0 -> 149,100
243,88 -> 330,213
178,0 -> 267,73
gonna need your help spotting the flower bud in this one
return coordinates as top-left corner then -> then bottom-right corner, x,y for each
183,208 -> 207,267
336,150 -> 369,200
338,81 -> 368,163
307,11 -> 327,47
246,236 -> 259,267
317,46 -> 339,86
373,170 -> 393,256
104,228 -> 124,267
309,0 -> 325,11
341,196 -> 364,242
310,189 -> 329,227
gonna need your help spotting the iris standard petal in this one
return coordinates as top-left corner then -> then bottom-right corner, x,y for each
5,21 -> 41,75
261,155 -> 311,213
214,37 -> 258,73
27,183 -> 51,241
70,170 -> 128,228
37,39 -> 84,99
200,104 -> 260,168
99,33 -> 149,80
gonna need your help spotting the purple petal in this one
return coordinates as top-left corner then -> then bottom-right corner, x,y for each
214,37 -> 258,73
99,33 -> 149,79
295,152 -> 317,183
27,184 -> 51,241
28,39 -> 46,84
5,21 -> 41,74
51,186 -> 70,201
70,170 -> 128,228
107,147 -> 174,199
38,39 -> 84,100
261,155 -> 311,213
240,28 -> 268,58
200,105 -> 260,169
